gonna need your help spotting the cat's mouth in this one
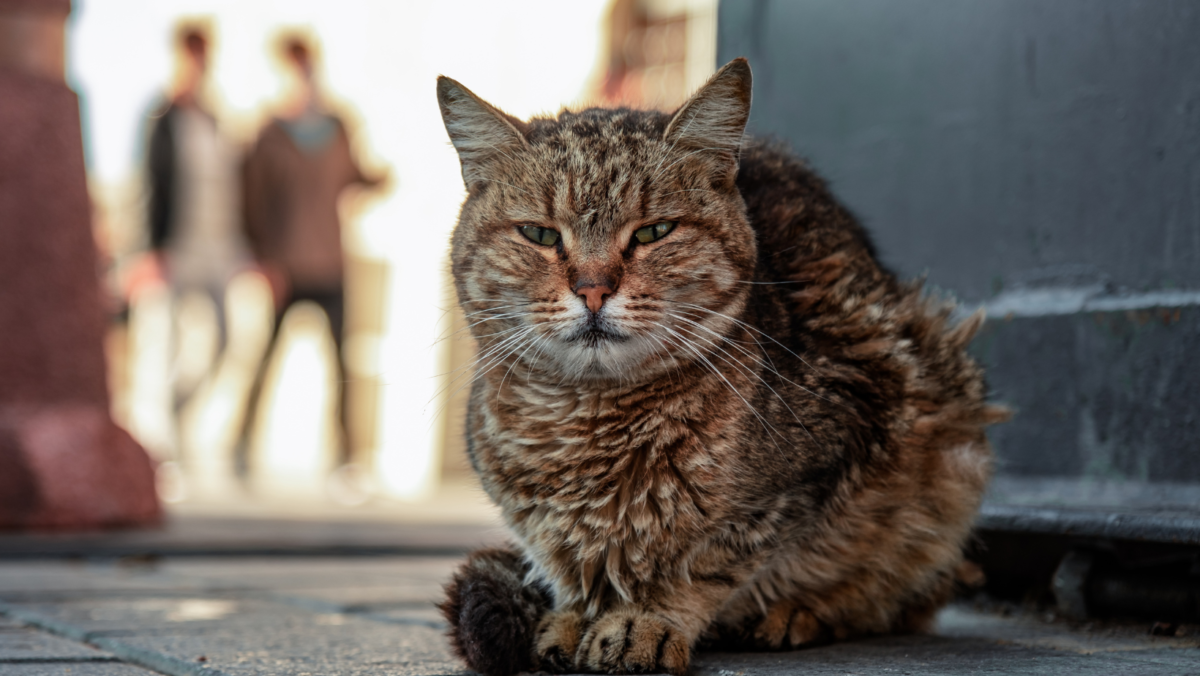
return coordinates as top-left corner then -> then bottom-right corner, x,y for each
565,324 -> 629,346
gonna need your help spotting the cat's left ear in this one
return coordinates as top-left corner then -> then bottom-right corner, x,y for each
664,57 -> 752,155
437,76 -> 529,190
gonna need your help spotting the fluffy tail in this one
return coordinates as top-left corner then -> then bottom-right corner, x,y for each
439,547 -> 552,676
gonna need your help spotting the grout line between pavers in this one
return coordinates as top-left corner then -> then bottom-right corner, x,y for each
0,600 -> 230,676
0,657 -> 122,664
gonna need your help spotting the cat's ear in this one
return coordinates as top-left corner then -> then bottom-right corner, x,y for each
664,57 -> 752,154
437,76 -> 529,189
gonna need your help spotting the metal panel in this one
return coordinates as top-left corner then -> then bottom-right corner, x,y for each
719,0 -> 1200,534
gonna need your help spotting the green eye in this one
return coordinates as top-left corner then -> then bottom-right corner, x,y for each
519,225 -> 560,247
634,221 -> 676,244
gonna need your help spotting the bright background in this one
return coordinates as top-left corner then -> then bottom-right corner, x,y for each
70,0 -> 716,511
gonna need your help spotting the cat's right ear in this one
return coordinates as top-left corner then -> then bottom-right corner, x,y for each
664,57 -> 752,155
437,76 -> 529,190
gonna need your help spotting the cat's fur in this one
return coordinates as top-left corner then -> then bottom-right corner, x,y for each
435,59 -> 1007,675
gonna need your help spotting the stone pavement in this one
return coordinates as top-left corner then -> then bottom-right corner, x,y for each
0,556 -> 1198,676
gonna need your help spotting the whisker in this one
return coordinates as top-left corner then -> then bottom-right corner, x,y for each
668,304 -> 781,372
667,301 -> 832,389
426,326 -> 538,422
431,311 -> 533,347
461,303 -> 536,319
524,333 -> 553,385
668,318 -> 817,446
659,326 -> 787,451
660,331 -> 786,452
456,323 -> 529,343
429,326 -> 535,403
498,331 -> 543,394
639,333 -> 684,389
669,313 -> 832,410
458,310 -> 533,332
432,307 -> 535,345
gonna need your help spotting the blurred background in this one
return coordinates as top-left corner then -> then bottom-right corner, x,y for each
68,0 -> 719,519
3,0 -> 1200,626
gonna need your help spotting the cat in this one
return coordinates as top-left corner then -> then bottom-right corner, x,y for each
435,58 -> 1008,676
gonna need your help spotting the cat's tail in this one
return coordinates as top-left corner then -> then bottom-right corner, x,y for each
439,546 -> 552,676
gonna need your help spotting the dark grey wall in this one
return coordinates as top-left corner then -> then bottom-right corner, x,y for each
720,0 -> 1200,303
719,0 -> 1200,506
975,309 -> 1200,482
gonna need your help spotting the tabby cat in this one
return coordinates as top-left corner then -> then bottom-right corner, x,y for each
436,58 -> 1006,676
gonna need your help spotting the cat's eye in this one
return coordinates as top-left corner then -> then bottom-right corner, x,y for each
519,225 -> 560,247
634,221 -> 676,244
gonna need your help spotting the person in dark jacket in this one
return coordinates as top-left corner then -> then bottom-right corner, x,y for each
144,23 -> 249,416
239,34 -> 385,468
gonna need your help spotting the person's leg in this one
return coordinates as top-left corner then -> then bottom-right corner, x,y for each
307,286 -> 351,466
208,280 -> 228,356
234,293 -> 291,478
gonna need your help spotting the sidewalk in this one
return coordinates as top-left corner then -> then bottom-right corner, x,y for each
1,480 -> 1198,676
1,553 -> 1198,676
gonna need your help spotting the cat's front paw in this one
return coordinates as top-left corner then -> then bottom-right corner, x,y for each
533,610 -> 584,673
578,609 -> 689,675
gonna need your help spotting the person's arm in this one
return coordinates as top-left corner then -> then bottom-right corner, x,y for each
240,142 -> 266,260
241,129 -> 291,309
335,118 -> 390,190
146,108 -> 175,250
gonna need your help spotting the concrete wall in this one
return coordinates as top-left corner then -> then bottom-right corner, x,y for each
719,0 -> 1200,507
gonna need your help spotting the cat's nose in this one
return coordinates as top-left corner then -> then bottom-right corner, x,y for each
576,284 -> 614,313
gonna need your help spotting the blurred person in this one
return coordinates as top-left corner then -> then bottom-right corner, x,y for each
141,22 -> 250,436
240,33 -> 386,469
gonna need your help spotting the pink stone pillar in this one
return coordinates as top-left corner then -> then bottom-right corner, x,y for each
0,0 -> 161,529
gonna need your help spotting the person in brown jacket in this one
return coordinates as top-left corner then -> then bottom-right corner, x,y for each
240,34 -> 384,469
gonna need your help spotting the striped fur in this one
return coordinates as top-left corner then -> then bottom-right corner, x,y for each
436,59 -> 1007,675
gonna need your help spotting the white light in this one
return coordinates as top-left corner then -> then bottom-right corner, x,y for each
125,282 -> 175,460
251,303 -> 338,499
72,0 -> 612,504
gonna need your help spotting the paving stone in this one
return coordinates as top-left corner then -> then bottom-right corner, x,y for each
0,627 -> 114,661
159,557 -> 459,590
160,557 -> 460,612
0,517 -> 505,559
0,557 -> 459,604
935,604 -> 1200,653
356,606 -> 446,629
693,634 -> 1200,676
0,562 -> 220,600
1107,649 -> 1200,669
270,584 -> 445,611
0,665 -> 160,676
5,598 -> 359,638
113,618 -> 464,676
0,615 -> 26,628
6,556 -> 1200,676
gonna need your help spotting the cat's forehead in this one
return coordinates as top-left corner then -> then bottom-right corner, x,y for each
526,107 -> 669,150
498,108 -> 679,235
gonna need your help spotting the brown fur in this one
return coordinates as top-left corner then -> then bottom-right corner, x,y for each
438,547 -> 551,676
436,59 -> 1008,675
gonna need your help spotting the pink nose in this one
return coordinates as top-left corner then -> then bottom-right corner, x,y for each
576,285 -> 614,313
